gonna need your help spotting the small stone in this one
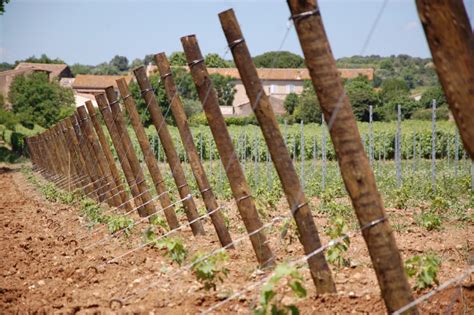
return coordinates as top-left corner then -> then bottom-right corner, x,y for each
348,291 -> 357,298
38,280 -> 45,286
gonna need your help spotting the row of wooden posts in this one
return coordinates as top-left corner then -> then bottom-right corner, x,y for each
25,1 -> 474,314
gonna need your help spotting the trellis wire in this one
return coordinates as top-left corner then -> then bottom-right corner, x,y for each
431,99 -> 437,191
396,104 -> 402,188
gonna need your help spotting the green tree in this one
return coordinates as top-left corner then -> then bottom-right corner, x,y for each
109,55 -> 129,72
0,94 -> 4,109
380,94 -> 421,120
169,52 -> 187,66
345,75 -> 380,121
205,53 -> 232,68
253,51 -> 305,68
0,62 -> 13,71
144,54 -> 155,65
293,92 -> 322,123
283,93 -> 299,115
419,85 -> 447,108
18,54 -> 64,65
209,74 -> 236,106
8,72 -> 75,128
0,0 -> 10,14
91,62 -> 120,75
70,63 -> 93,75
380,78 -> 410,102
130,58 -> 144,70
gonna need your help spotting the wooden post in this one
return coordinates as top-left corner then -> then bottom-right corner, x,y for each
154,54 -> 234,248
416,0 -> 474,159
63,118 -> 96,197
132,69 -> 205,236
287,0 -> 415,313
72,113 -> 106,202
95,93 -> 150,216
103,88 -> 158,217
116,79 -> 180,229
60,118 -> 92,195
219,9 -> 336,293
85,101 -> 133,210
76,108 -> 117,206
181,35 -> 275,268
56,122 -> 82,191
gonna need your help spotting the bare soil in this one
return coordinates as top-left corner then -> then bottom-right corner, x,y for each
0,164 -> 472,314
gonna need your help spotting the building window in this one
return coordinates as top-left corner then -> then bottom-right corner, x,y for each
269,84 -> 276,94
287,84 -> 295,93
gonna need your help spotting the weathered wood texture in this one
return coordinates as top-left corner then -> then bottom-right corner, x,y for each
416,0 -> 474,159
154,55 -> 234,248
116,78 -> 180,229
181,35 -> 275,268
104,87 -> 158,217
95,93 -> 148,215
85,101 -> 132,210
133,68 -> 205,236
77,105 -> 122,207
219,8 -> 336,293
287,0 -> 416,313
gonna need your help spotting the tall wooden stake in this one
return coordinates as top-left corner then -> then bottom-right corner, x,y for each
85,101 -> 132,210
116,79 -> 180,229
133,68 -> 205,236
95,93 -> 150,216
219,8 -> 335,293
287,0 -> 415,312
416,0 -> 474,159
153,55 -> 234,247
181,35 -> 275,268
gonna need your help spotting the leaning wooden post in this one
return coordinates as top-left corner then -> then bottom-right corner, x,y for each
59,119 -> 92,194
85,101 -> 133,210
72,114 -> 106,202
287,0 -> 415,313
181,35 -> 275,268
416,0 -> 474,159
76,108 -> 117,206
219,9 -> 336,293
95,93 -> 149,216
104,88 -> 158,217
77,105 -> 124,207
132,69 -> 205,236
154,54 -> 234,248
64,117 -> 97,199
55,122 -> 81,191
116,79 -> 180,229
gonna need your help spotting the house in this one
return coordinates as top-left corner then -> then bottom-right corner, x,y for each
0,63 -> 73,108
72,74 -> 133,96
146,64 -> 374,117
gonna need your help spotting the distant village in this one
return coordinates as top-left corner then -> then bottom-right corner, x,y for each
0,62 -> 373,117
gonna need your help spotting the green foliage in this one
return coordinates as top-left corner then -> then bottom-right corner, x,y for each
80,198 -> 107,226
393,186 -> 411,210
416,210 -> 442,231
0,94 -> 4,109
169,52 -> 187,66
109,55 -> 129,72
149,214 -> 169,231
254,263 -> 306,315
0,108 -> 19,130
20,54 -> 65,65
191,251 -> 229,291
70,63 -> 94,75
419,85 -> 446,108
381,94 -> 422,120
205,53 -> 232,68
324,215 -> 351,267
292,83 -> 322,124
91,62 -> 120,75
253,51 -> 305,68
0,62 -> 14,71
283,93 -> 299,116
380,78 -> 410,102
106,215 -> 134,236
405,254 -> 441,291
146,234 -> 188,266
8,72 -> 75,128
345,75 -> 380,121
210,74 -> 236,106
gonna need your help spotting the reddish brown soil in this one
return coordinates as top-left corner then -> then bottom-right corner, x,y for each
0,164 -> 472,314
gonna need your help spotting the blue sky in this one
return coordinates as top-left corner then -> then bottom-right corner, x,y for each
1,0 -> 473,65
